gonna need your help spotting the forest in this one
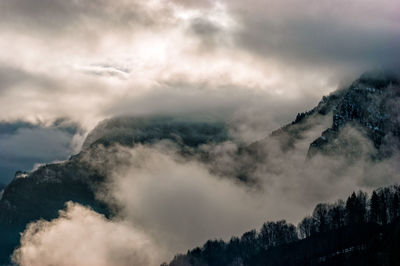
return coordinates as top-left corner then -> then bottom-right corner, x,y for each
165,185 -> 400,266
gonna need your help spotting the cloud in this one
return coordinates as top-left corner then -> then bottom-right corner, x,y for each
2,0 -> 397,130
101,144 -> 270,258
0,0 -> 168,36
2,1 -> 400,263
88,127 -> 400,262
9,116 -> 400,265
229,0 -> 400,68
12,202 -> 160,266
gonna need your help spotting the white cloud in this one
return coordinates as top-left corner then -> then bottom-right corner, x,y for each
11,124 -> 400,265
2,0 -> 396,129
12,202 -> 161,266
2,1 -> 400,264
93,134 -> 400,262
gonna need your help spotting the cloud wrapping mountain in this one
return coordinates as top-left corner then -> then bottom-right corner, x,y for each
12,202 -> 159,266
0,0 -> 400,265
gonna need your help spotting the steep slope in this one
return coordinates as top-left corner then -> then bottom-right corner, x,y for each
269,70 -> 400,158
0,183 -> 5,199
0,117 -> 230,264
0,152 -> 110,263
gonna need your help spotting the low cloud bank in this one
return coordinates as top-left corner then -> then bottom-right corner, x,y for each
12,202 -> 160,266
11,119 -> 400,266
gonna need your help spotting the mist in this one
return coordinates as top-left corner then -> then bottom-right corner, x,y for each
2,0 -> 400,265
12,202 -> 160,266
13,116 -> 400,266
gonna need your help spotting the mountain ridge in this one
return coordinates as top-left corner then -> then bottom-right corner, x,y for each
0,71 -> 399,264
268,70 -> 400,158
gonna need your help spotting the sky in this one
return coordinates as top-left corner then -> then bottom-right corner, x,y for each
0,0 -> 399,183
1,0 -> 399,126
1,1 -> 400,265
0,120 -> 83,183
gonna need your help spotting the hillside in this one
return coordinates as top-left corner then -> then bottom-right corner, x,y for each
0,71 -> 399,265
271,70 -> 400,158
165,185 -> 400,266
0,118 -> 230,264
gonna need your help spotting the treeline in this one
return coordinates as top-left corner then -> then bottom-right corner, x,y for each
299,186 -> 400,238
165,185 -> 400,266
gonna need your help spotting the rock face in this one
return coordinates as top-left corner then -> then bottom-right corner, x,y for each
271,71 -> 400,158
308,71 -> 400,157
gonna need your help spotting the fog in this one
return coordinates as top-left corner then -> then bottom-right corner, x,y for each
2,0 -> 400,265
12,202 -> 160,266
1,0 -> 398,182
14,119 -> 400,266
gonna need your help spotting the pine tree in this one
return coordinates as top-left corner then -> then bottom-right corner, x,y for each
370,191 -> 380,224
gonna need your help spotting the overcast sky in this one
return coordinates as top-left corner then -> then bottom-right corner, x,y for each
1,0 -> 399,183
0,0 -> 399,129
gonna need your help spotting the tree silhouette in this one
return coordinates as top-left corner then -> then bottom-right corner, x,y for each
167,185 -> 400,266
312,203 -> 330,233
369,190 -> 380,223
346,191 -> 367,225
327,200 -> 346,230
298,216 -> 314,239
259,220 -> 298,249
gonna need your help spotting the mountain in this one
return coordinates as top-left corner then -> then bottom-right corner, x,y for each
0,71 -> 399,264
0,117 -> 229,264
0,183 -> 5,199
272,70 -> 400,158
82,116 -> 229,150
0,159 -> 109,263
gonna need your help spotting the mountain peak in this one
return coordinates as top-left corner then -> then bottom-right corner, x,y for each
82,116 -> 229,150
306,71 -> 400,157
